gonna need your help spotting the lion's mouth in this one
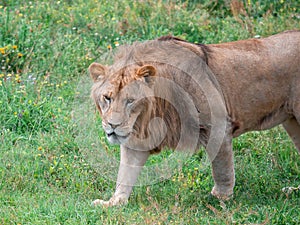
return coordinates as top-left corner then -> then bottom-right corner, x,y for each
106,132 -> 130,144
107,132 -> 128,138
107,132 -> 115,138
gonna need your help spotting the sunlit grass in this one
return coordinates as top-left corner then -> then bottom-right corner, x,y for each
0,0 -> 299,224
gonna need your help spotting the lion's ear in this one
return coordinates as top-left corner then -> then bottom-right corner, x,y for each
89,62 -> 107,82
136,65 -> 156,84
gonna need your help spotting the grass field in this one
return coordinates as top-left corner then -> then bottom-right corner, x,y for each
1,0 -> 300,224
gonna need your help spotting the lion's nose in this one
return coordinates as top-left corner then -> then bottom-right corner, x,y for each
107,112 -> 122,129
108,121 -> 121,129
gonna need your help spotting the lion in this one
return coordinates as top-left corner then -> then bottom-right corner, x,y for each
89,30 -> 300,207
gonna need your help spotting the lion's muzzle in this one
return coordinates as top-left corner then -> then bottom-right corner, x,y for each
103,121 -> 131,145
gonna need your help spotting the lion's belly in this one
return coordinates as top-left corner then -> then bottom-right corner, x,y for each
231,106 -> 291,137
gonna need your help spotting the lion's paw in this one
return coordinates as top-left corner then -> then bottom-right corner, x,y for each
211,186 -> 233,201
92,199 -> 109,207
92,196 -> 128,207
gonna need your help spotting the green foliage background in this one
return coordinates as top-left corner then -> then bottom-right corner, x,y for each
0,0 -> 299,224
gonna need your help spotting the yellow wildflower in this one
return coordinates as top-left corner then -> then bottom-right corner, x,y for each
38,146 -> 43,151
18,53 -> 23,57
7,74 -> 12,77
114,41 -> 119,47
0,74 -> 4,78
13,45 -> 18,49
0,48 -> 5,54
107,44 -> 112,50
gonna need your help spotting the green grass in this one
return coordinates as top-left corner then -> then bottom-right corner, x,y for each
1,0 -> 299,224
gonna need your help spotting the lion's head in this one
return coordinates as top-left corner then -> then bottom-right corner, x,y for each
89,62 -> 159,146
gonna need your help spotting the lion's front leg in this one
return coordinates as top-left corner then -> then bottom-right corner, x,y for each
93,145 -> 150,207
210,136 -> 235,200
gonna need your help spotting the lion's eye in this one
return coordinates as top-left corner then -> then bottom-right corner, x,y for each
126,98 -> 135,105
103,95 -> 111,103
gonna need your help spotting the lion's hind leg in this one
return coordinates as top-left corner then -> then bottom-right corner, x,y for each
210,136 -> 235,200
282,117 -> 300,153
